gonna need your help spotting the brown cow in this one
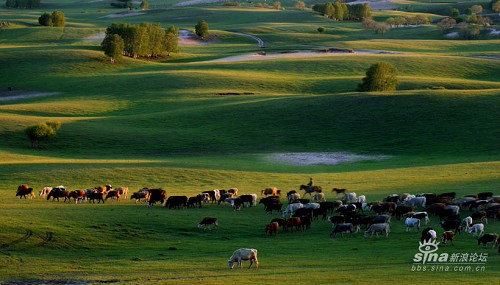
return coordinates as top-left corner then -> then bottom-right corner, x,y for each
332,188 -> 347,196
286,217 -> 303,232
105,190 -> 120,201
131,190 -> 150,203
266,222 -> 279,236
16,185 -> 35,199
69,190 -> 85,204
441,231 -> 455,247
115,187 -> 128,199
261,187 -> 280,196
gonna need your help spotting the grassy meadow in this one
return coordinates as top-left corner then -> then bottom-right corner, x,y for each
0,0 -> 499,284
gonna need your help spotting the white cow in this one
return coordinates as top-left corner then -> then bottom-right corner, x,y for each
303,203 -> 320,210
404,197 -> 426,208
342,192 -> 357,204
282,203 -> 303,218
467,223 -> 484,238
405,217 -> 421,232
356,195 -> 366,204
287,193 -> 300,203
311,193 -> 325,202
462,216 -> 473,232
228,248 -> 258,269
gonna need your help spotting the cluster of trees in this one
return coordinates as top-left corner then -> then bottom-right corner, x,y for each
38,11 -> 66,27
254,1 -> 282,9
362,18 -> 390,36
442,4 -> 492,40
25,121 -> 61,149
312,2 -> 371,21
5,0 -> 40,8
110,0 -> 148,9
0,21 -> 10,28
385,15 -> 431,27
101,23 -> 179,61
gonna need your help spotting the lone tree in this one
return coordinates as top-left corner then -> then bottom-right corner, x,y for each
101,34 -> 124,63
165,25 -> 179,56
358,62 -> 400,92
195,20 -> 209,39
25,121 -> 61,149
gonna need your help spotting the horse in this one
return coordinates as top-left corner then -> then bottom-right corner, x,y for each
299,185 -> 322,196
332,188 -> 348,196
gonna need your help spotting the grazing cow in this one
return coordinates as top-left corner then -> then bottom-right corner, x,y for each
477,233 -> 498,247
240,194 -> 257,207
467,223 -> 484,238
105,190 -> 120,201
303,203 -> 320,210
356,195 -> 366,204
441,231 -> 455,246
440,219 -> 461,234
266,222 -> 279,236
371,215 -> 391,225
364,223 -> 390,238
165,196 -> 188,209
16,185 -> 35,199
443,205 -> 460,217
261,187 -> 280,196
328,215 -> 346,226
230,197 -> 243,210
300,216 -> 312,230
405,218 -> 421,232
404,197 -> 426,208
146,189 -> 167,206
471,211 -> 488,224
39,187 -> 52,198
94,186 -> 107,193
286,217 -> 303,232
421,228 -> 437,242
187,195 -> 204,208
336,204 -> 356,215
259,196 -> 280,207
393,205 -> 415,220
332,188 -> 347,196
88,192 -> 105,204
47,188 -> 69,202
114,187 -> 128,199
293,208 -> 314,220
264,203 -> 282,214
202,190 -> 220,204
282,203 -> 303,218
330,223 -> 357,238
68,190 -> 85,204
271,218 -> 287,232
131,190 -> 150,203
342,193 -> 357,204
228,248 -> 258,269
311,193 -> 326,202
198,217 -> 218,231
426,203 -> 447,216
406,212 -> 430,225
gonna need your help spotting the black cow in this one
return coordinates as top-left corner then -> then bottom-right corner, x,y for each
240,194 -> 256,207
166,196 -> 188,209
147,189 -> 167,206
264,203 -> 282,214
441,219 -> 461,234
477,233 -> 498,247
477,192 -> 493,200
88,192 -> 105,204
258,196 -> 280,207
319,201 -> 342,213
187,195 -> 204,208
330,223 -> 356,238
202,190 -> 218,204
393,205 -> 414,220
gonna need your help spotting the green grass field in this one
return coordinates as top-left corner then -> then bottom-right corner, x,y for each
0,0 -> 499,284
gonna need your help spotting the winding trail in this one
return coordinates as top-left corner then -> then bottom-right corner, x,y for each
229,31 -> 265,48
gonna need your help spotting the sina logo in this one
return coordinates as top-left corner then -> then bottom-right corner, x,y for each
413,239 -> 449,264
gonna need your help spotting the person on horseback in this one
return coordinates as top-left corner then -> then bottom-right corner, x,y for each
307,177 -> 314,193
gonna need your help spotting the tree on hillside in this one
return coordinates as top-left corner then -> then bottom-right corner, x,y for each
437,17 -> 457,33
101,34 -> 124,63
324,3 -> 335,18
470,5 -> 483,14
333,1 -> 344,21
140,0 -> 149,10
273,1 -> 281,10
450,8 -> 460,18
51,11 -> 65,27
38,12 -> 53,27
295,1 -> 306,10
25,121 -> 61,149
165,25 -> 179,56
361,3 -> 371,19
195,20 -> 209,39
358,62 -> 400,92
493,0 -> 500,13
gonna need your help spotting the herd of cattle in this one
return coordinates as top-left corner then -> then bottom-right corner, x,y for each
15,184 -> 500,265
